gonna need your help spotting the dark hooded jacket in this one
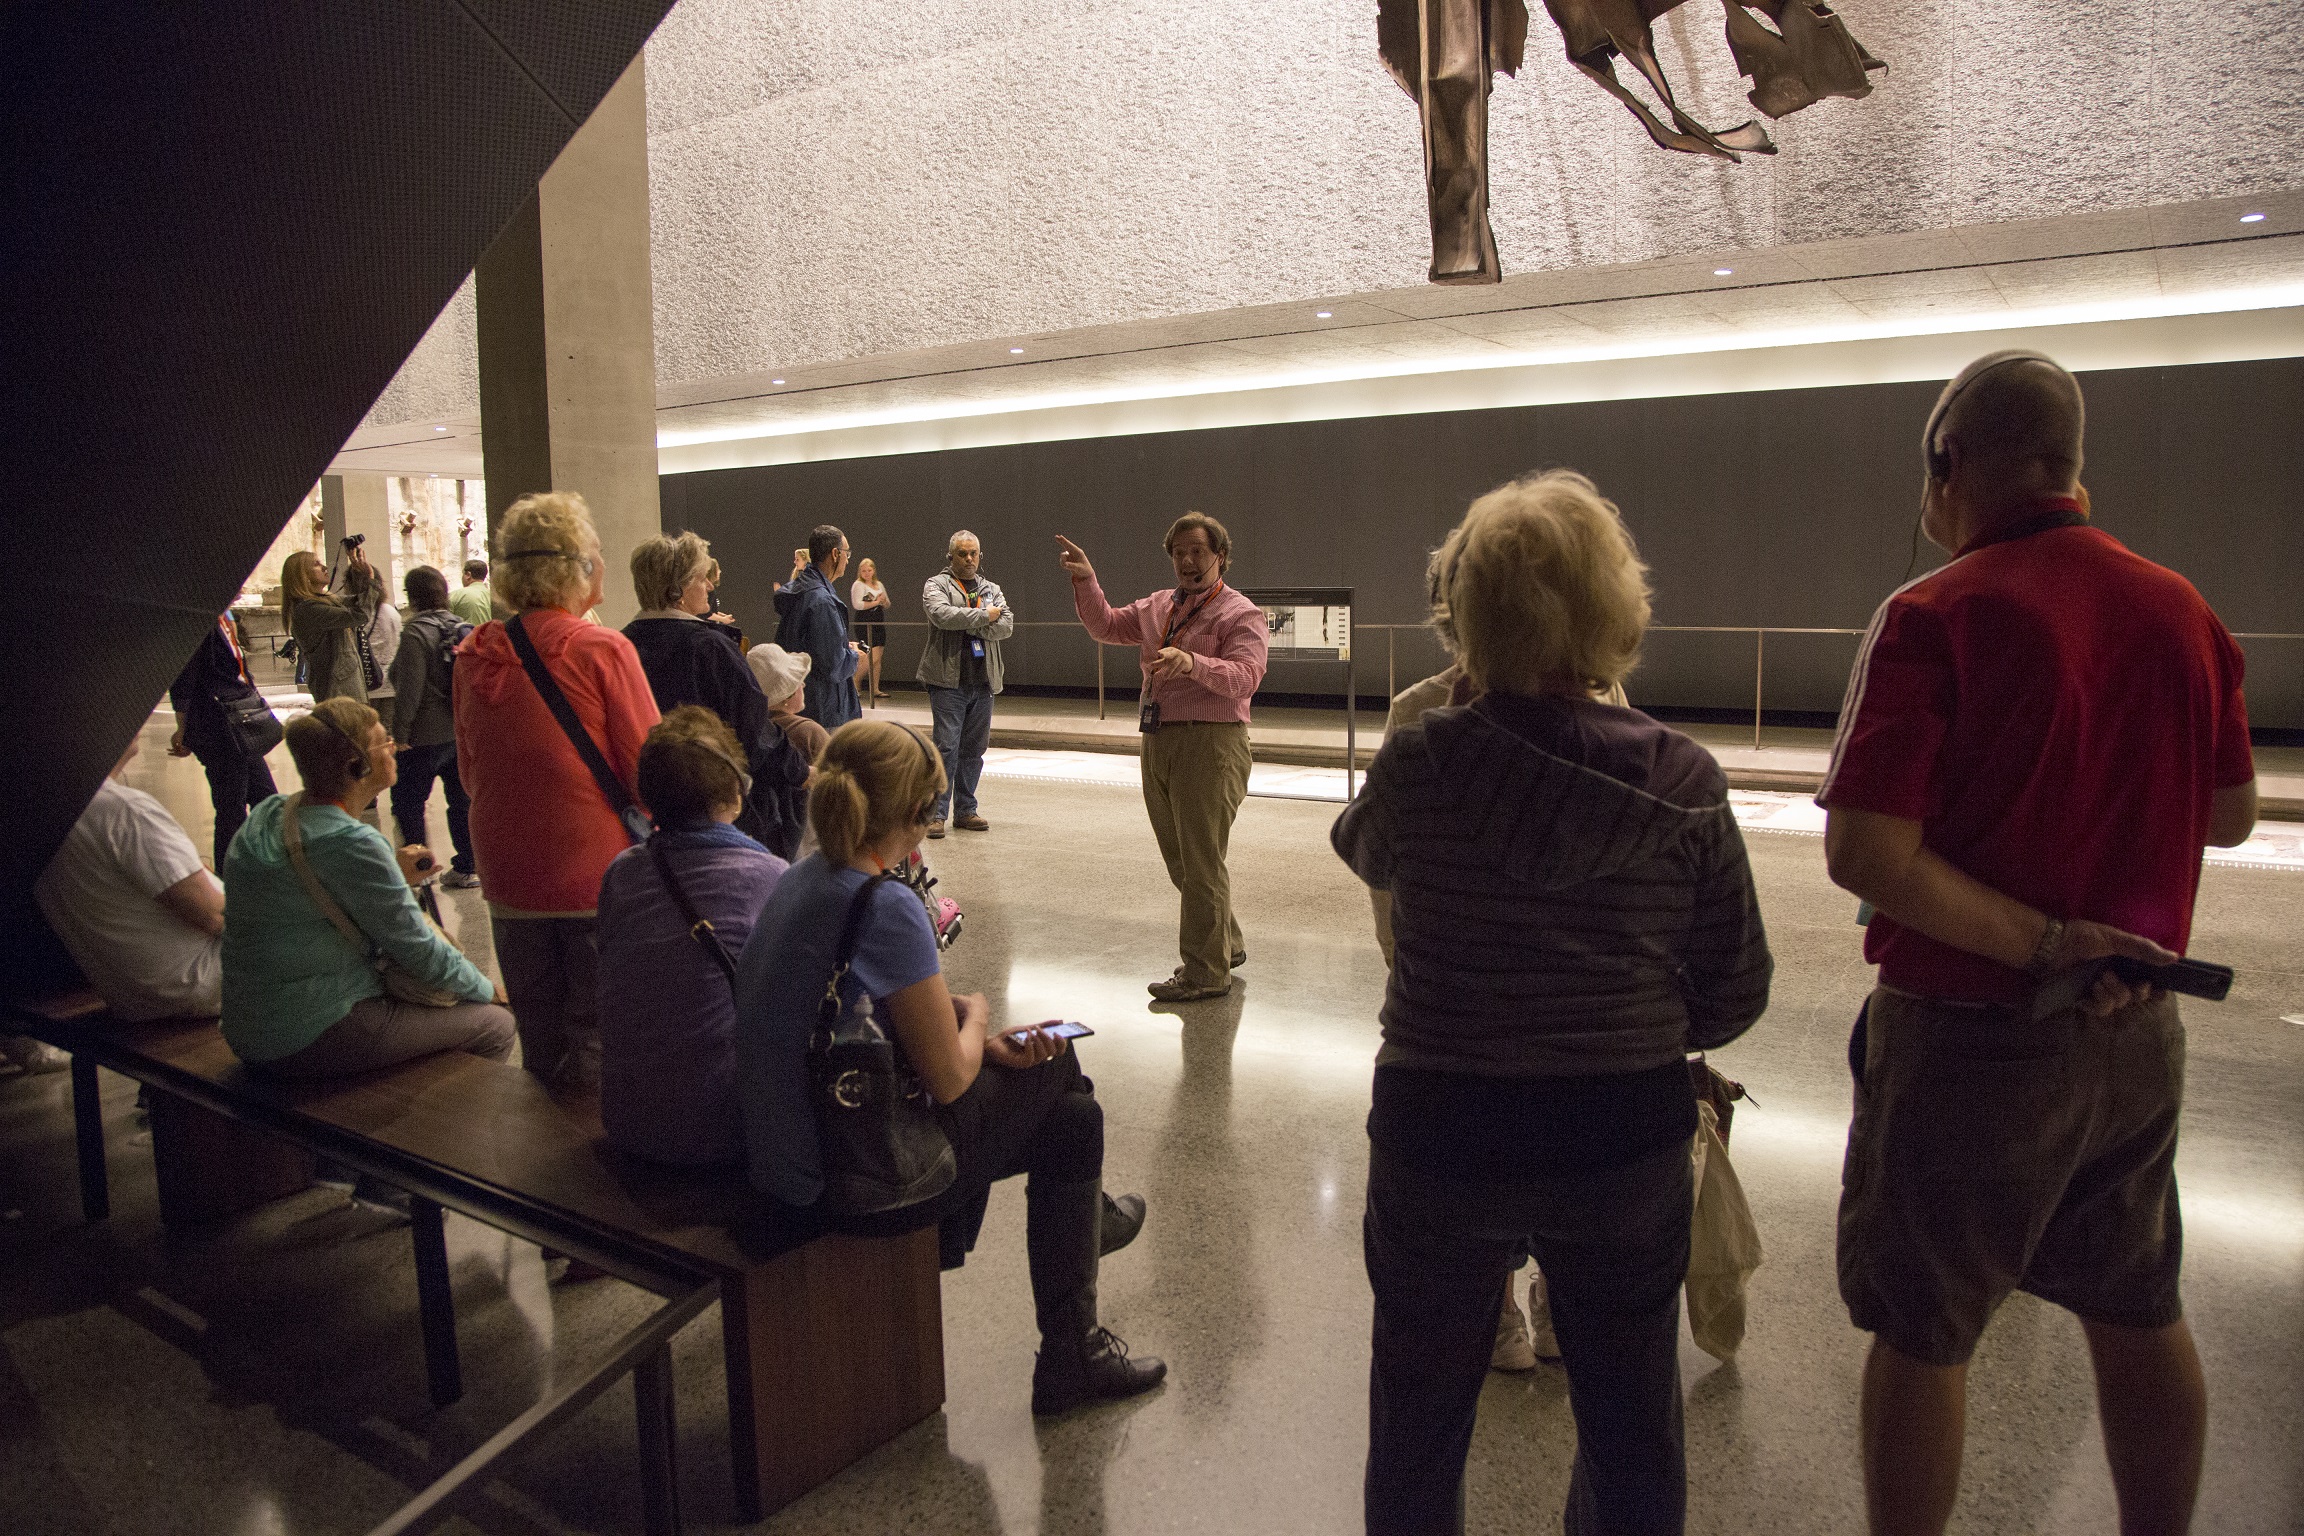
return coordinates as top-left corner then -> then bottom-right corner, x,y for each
772,567 -> 860,730
1333,691 -> 1771,1081
624,612 -> 809,859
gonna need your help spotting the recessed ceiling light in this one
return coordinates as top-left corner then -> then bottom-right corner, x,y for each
1713,268 -> 1735,276
1009,347 -> 1025,354
433,425 -> 447,431
1315,310 -> 1334,318
771,378 -> 785,385
2240,212 -> 2267,223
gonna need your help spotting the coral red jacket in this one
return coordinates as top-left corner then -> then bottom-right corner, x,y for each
454,607 -> 660,916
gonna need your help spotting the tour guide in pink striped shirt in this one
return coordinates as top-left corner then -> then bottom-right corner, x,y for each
1059,514 -> 1270,1002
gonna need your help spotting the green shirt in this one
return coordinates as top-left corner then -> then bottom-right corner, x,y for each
448,583 -> 495,628
219,796 -> 493,1061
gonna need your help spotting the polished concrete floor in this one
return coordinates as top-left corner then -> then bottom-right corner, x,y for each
3,716 -> 2300,1534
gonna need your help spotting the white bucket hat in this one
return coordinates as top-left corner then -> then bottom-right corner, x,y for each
747,642 -> 811,704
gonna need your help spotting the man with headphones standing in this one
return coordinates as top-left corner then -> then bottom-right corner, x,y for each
1058,515 -> 1269,1002
1818,351 -> 2259,1535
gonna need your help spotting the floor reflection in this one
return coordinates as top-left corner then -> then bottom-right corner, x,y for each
6,737 -> 2299,1533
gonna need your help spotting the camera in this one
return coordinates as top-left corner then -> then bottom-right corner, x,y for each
341,533 -> 366,550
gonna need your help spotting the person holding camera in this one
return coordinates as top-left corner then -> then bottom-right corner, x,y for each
1821,352 -> 2259,1536
283,541 -> 381,705
168,608 -> 280,868
735,718 -> 1163,1413
1057,514 -> 1268,1002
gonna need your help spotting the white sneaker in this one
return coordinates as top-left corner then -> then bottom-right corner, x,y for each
1527,1269 -> 1561,1361
1491,1272 -> 1538,1371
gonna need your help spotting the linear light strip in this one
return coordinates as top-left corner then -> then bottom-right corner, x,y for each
656,286 -> 2304,473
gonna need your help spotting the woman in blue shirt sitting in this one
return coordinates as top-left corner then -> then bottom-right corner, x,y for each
735,719 -> 1165,1415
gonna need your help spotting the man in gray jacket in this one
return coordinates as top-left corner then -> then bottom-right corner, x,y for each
917,530 -> 1014,837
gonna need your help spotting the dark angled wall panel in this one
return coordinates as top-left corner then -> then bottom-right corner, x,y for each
0,1 -> 673,913
666,359 -> 2302,730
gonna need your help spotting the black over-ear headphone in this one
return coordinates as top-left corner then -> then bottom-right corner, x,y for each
312,709 -> 371,782
1922,349 -> 2064,482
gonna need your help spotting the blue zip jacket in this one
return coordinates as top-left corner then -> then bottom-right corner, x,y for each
773,567 -> 861,730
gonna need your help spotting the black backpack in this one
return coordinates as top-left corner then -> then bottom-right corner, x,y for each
420,612 -> 473,700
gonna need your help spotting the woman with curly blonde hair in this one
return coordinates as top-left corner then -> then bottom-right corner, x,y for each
1335,469 -> 1772,1535
735,718 -> 1165,1415
453,492 -> 660,1088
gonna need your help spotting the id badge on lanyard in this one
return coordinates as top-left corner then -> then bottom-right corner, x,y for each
1143,583 -> 1218,733
966,585 -> 987,659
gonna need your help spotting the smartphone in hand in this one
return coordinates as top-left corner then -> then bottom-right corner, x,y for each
1012,1020 -> 1094,1041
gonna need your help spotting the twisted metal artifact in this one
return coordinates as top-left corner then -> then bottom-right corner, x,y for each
1378,0 -> 1886,283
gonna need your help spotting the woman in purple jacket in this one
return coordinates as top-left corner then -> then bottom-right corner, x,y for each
596,706 -> 788,1165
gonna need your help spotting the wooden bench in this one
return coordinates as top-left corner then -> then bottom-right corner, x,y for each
7,989 -> 944,1534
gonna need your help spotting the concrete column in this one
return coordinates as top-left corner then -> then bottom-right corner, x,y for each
475,54 -> 659,627
319,473 -> 394,570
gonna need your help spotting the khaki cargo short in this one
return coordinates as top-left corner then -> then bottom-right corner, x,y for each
1837,985 -> 2186,1367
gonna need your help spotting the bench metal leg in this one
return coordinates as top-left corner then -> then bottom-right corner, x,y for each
634,1344 -> 680,1536
410,1198 -> 462,1408
69,1054 -> 108,1222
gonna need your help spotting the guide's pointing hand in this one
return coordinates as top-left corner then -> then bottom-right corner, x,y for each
1054,534 -> 1095,584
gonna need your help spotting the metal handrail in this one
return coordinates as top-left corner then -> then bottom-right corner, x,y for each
851,619 -> 2303,757
366,1280 -> 718,1536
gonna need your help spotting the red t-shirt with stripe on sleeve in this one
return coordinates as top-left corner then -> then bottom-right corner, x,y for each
1818,513 -> 2253,1004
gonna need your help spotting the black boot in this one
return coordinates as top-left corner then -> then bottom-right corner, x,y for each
1026,1177 -> 1166,1415
1100,1192 -> 1146,1256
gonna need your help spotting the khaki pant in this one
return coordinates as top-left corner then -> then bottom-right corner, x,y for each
1140,721 -> 1250,987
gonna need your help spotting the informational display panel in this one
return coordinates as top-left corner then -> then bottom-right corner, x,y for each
1246,587 -> 1353,661
1241,587 -> 1361,797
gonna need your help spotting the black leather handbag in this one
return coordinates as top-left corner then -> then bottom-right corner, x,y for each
220,688 -> 283,756
806,873 -> 957,1215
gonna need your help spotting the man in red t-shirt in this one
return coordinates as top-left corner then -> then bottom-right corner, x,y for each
1819,351 -> 2258,1536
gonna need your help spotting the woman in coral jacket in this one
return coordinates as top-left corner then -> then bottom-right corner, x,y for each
454,491 -> 660,1089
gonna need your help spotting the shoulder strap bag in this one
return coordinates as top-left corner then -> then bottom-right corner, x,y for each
507,613 -> 652,845
805,872 -> 957,1215
221,689 -> 285,757
280,793 -> 465,1009
648,833 -> 739,986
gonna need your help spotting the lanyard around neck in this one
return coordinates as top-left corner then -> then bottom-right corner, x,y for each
218,614 -> 252,684
1162,581 -> 1223,649
1962,496 -> 2090,556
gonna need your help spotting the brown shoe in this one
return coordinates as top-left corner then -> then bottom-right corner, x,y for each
927,821 -> 946,839
1147,973 -> 1232,1003
955,814 -> 990,832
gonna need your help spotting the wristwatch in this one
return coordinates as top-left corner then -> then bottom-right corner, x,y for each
2024,915 -> 2066,978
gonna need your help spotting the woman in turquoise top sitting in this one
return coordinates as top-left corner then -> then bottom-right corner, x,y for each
221,698 -> 514,1077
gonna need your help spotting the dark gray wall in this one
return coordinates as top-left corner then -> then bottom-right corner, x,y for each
662,358 -> 2303,728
